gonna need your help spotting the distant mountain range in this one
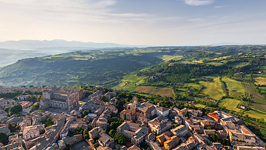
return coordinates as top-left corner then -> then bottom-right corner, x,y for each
0,39 -> 128,50
0,40 -> 140,67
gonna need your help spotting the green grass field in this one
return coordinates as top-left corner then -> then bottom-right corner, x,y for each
262,66 -> 266,70
230,62 -> 249,68
219,98 -> 242,112
222,77 -> 246,97
199,76 -> 226,100
212,56 -> 230,60
259,87 -> 266,90
178,60 -> 196,64
242,83 -> 266,112
192,60 -> 204,63
244,110 -> 266,121
184,83 -> 202,91
161,55 -> 183,61
194,103 -> 206,108
112,74 -> 147,91
113,74 -> 175,97
207,62 -> 224,66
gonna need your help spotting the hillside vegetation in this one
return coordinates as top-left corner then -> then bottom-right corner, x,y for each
2,45 -> 266,121
113,45 -> 266,122
0,49 -> 176,87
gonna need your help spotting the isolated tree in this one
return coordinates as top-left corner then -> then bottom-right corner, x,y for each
37,96 -> 43,102
210,133 -> 219,142
0,132 -> 8,145
8,104 -> 22,115
108,129 -> 116,137
184,111 -> 190,118
43,118 -> 53,127
83,129 -> 89,139
4,107 -> 9,113
114,132 -> 126,145
82,110 -> 88,117
7,123 -> 13,131
110,122 -> 122,130
101,95 -> 107,102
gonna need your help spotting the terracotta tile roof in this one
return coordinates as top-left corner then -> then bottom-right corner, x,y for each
207,113 -> 220,121
241,125 -> 253,135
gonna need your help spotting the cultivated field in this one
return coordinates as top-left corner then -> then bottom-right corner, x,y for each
112,75 -> 147,91
184,83 -> 202,91
207,62 -> 224,66
194,103 -> 206,108
242,83 -> 266,112
212,56 -> 230,60
192,60 -> 204,63
134,86 -> 174,98
135,86 -> 155,94
230,62 -> 249,68
199,76 -> 226,100
153,88 -> 175,98
222,77 -> 246,97
219,98 -> 241,112
161,55 -> 183,61
254,77 -> 266,86
244,110 -> 266,121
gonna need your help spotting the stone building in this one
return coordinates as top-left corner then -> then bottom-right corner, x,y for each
23,125 -> 45,141
104,92 -> 117,100
40,86 -> 82,110
0,126 -> 10,136
170,125 -> 189,137
98,133 -> 115,147
117,122 -> 148,145
19,117 -> 32,131
148,115 -> 172,135
89,127 -> 104,139
120,109 -> 136,121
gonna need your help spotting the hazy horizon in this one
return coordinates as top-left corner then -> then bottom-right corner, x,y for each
0,39 -> 265,46
0,0 -> 265,46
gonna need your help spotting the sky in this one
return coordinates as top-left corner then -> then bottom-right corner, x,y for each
0,0 -> 265,46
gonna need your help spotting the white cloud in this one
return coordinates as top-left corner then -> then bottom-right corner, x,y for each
0,0 -> 151,23
0,0 -> 265,46
183,0 -> 214,6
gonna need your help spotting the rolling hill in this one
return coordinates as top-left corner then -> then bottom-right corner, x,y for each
0,40 -> 137,67
1,45 -> 266,139
1,45 -> 266,121
0,48 -> 178,87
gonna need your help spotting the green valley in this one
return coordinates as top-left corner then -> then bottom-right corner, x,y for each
1,45 -> 266,122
